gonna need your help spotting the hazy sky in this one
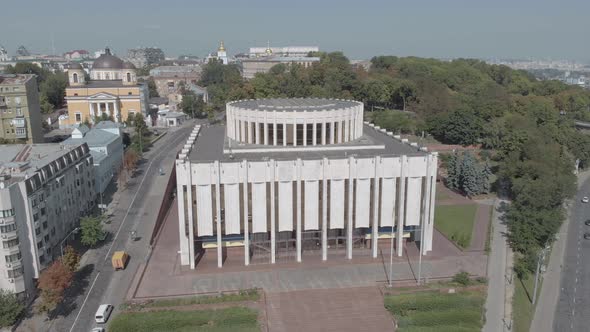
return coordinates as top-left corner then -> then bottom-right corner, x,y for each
2,0 -> 589,61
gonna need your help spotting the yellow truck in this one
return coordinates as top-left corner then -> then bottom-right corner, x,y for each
111,251 -> 129,271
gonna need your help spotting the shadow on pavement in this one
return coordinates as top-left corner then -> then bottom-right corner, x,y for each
49,264 -> 95,319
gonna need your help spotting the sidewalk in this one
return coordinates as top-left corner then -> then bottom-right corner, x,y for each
483,199 -> 514,332
529,170 -> 590,332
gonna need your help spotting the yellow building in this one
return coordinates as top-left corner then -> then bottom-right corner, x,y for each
62,48 -> 148,127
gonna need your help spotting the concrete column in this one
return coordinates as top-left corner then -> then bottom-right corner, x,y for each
293,121 -> 297,147
177,163 -> 189,266
420,156 -> 432,255
273,114 -> 277,146
283,121 -> 287,146
303,120 -> 307,146
248,121 -> 253,144
322,158 -> 328,261
312,118 -> 317,146
106,102 -> 112,118
254,122 -> 259,144
372,156 -> 381,258
330,121 -> 335,144
114,101 -> 120,123
296,158 -> 302,262
344,116 -> 350,142
240,120 -> 246,142
426,153 -> 438,252
338,119 -> 343,144
215,161 -> 223,268
397,156 -> 407,257
264,122 -> 269,145
242,160 -> 250,266
186,164 -> 196,269
270,160 -> 276,264
347,156 -> 354,260
321,122 -> 326,145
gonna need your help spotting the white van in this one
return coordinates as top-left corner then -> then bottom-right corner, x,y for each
94,304 -> 114,324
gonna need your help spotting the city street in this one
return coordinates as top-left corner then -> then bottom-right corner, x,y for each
554,177 -> 590,331
17,121 -> 194,332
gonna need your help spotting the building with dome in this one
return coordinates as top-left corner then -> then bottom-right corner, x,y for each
175,98 -> 438,270
61,48 -> 149,128
206,41 -> 229,65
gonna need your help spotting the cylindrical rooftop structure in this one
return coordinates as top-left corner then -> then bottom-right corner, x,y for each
226,98 -> 364,147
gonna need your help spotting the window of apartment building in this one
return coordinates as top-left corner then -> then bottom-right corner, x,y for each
7,267 -> 24,278
39,193 -> 44,202
0,208 -> 15,218
35,227 -> 41,236
13,87 -> 19,92
39,255 -> 45,264
32,198 -> 37,207
44,235 -> 49,243
3,238 -> 19,249
5,252 -> 21,263
75,113 -> 81,122
36,242 -> 43,249
41,207 -> 46,216
0,223 -> 17,233
50,227 -> 55,236
16,107 -> 22,115
42,221 -> 47,229
33,213 -> 39,222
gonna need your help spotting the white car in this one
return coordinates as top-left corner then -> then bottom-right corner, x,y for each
94,304 -> 114,324
91,328 -> 105,332
582,197 -> 589,203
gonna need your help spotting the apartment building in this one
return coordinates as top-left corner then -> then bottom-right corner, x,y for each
0,74 -> 44,143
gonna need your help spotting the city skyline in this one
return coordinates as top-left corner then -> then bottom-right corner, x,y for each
1,0 -> 589,61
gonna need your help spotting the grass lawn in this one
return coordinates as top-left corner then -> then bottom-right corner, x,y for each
108,307 -> 259,332
434,204 -> 478,248
513,273 -> 538,332
384,290 -> 485,332
122,289 -> 260,310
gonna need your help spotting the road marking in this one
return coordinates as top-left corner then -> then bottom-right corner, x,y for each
103,129 -> 188,262
69,272 -> 100,332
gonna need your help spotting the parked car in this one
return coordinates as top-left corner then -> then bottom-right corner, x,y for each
94,304 -> 113,324
582,197 -> 589,203
584,233 -> 590,240
91,327 -> 105,332
585,220 -> 590,226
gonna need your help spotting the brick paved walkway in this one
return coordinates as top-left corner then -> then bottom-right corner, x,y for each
265,287 -> 395,332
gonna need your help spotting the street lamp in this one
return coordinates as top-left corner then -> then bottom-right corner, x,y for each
60,227 -> 80,257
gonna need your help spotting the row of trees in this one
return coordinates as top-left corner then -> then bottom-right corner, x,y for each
4,63 -> 68,113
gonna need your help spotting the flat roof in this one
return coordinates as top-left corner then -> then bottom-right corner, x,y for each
229,98 -> 359,112
188,124 -> 426,163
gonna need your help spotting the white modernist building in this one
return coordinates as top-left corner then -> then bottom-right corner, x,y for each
176,98 -> 437,269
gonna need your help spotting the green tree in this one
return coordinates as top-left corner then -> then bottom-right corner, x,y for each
80,216 -> 104,247
179,90 -> 205,118
61,246 -> 80,272
445,152 -> 461,191
460,152 -> 479,197
0,289 -> 24,327
39,72 -> 68,109
147,77 -> 159,97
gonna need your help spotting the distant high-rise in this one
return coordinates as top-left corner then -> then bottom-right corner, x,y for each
126,47 -> 165,68
16,46 -> 30,57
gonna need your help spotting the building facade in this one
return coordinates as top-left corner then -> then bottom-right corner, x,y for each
249,46 -> 319,58
175,98 -> 437,270
0,74 -> 44,143
241,56 -> 320,79
0,143 -> 95,297
126,47 -> 165,68
62,121 -> 123,194
149,65 -> 202,98
61,48 -> 149,128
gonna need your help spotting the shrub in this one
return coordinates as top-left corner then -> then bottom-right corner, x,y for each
452,271 -> 471,286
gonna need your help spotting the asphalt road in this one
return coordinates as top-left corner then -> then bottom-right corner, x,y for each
47,122 -> 194,332
554,178 -> 590,331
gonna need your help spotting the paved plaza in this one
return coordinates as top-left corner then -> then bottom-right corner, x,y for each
130,198 -> 487,299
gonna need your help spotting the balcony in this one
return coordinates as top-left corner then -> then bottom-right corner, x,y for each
0,216 -> 15,225
5,258 -> 22,269
0,230 -> 18,240
14,127 -> 27,139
